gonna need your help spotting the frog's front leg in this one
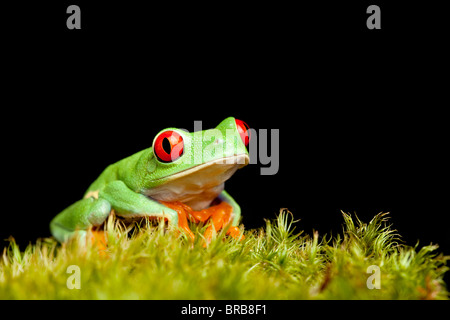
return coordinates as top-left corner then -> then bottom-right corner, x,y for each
99,180 -> 179,227
217,190 -> 241,226
159,201 -> 196,241
188,190 -> 244,245
217,190 -> 244,240
188,191 -> 240,224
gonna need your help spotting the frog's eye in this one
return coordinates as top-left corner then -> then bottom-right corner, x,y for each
154,130 -> 184,163
235,119 -> 250,147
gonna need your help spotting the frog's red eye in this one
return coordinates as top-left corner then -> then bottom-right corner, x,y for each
235,119 -> 250,147
154,131 -> 184,163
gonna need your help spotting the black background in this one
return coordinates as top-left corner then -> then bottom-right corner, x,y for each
2,1 -> 449,287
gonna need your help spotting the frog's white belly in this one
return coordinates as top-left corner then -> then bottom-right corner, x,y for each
148,182 -> 225,210
144,154 -> 248,210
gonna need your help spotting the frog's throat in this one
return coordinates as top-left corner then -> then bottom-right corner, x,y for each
143,154 -> 249,210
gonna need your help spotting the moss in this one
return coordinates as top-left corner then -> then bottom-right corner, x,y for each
0,211 -> 448,299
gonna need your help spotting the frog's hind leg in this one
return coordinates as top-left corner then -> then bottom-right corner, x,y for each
50,197 -> 111,243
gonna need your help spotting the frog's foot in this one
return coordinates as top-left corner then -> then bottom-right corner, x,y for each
159,201 -> 195,241
226,226 -> 245,241
201,202 -> 234,246
189,206 -> 214,223
88,229 -> 108,254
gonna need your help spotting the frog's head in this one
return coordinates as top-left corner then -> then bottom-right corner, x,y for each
141,117 -> 250,210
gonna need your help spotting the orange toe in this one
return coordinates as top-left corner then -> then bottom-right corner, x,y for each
226,226 -> 245,241
160,201 -> 196,241
89,230 -> 108,253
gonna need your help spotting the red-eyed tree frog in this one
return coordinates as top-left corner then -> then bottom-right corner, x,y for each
50,117 -> 250,245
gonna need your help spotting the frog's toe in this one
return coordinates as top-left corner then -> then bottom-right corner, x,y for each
88,229 -> 108,253
226,226 -> 245,241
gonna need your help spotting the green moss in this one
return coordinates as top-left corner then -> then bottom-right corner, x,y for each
0,211 -> 448,299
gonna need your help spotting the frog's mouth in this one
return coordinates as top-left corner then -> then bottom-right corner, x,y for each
144,154 -> 249,210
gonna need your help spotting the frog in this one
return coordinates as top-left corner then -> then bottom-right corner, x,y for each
50,117 -> 250,246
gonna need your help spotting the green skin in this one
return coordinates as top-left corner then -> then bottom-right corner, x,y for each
50,117 -> 249,243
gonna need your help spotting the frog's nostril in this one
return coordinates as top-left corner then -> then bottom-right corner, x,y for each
214,138 -> 224,145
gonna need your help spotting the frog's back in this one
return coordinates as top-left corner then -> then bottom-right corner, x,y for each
84,148 -> 151,196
